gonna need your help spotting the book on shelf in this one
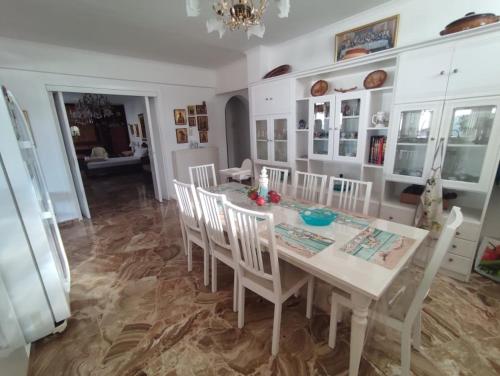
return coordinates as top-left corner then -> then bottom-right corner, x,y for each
368,135 -> 386,165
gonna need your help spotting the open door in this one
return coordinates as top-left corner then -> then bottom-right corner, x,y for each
51,92 -> 91,219
145,97 -> 163,202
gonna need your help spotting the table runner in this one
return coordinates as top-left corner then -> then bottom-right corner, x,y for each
339,227 -> 416,269
274,223 -> 335,258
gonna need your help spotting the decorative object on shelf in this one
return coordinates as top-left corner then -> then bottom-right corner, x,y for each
199,130 -> 208,143
371,111 -> 388,127
258,166 -> 269,199
334,15 -> 399,61
263,64 -> 291,79
440,12 -> 499,36
187,105 -> 196,116
176,128 -> 188,144
298,119 -> 307,129
364,69 -> 387,89
174,109 -> 187,125
300,208 -> 337,226
188,117 -> 197,127
197,115 -> 208,131
73,93 -> 114,125
368,135 -> 386,165
342,103 -> 352,116
343,48 -> 369,60
311,80 -> 329,96
70,125 -> 80,138
186,0 -> 290,39
334,86 -> 358,93
475,237 -> 500,282
196,102 -> 207,115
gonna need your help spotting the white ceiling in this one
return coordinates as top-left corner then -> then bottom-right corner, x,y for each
0,0 -> 390,69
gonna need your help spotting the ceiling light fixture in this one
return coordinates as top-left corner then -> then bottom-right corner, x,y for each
186,0 -> 290,39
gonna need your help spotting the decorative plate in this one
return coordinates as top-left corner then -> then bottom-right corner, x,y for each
343,47 -> 369,60
310,80 -> 329,97
363,70 -> 387,89
263,64 -> 291,79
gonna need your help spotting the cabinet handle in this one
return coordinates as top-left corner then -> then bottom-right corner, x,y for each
430,137 -> 436,141
439,70 -> 446,76
448,258 -> 454,262
389,216 -> 394,220
452,68 -> 459,74
270,97 -> 273,100
452,244 -> 457,249
456,231 -> 460,236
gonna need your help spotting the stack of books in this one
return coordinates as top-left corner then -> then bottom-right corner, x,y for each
368,136 -> 386,165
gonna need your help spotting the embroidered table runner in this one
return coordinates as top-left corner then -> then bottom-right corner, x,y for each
274,223 -> 335,258
339,227 -> 416,269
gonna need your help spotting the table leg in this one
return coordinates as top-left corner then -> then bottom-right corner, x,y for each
349,293 -> 371,376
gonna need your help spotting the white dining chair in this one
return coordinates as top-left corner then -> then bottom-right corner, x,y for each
292,171 -> 327,203
197,187 -> 238,312
173,179 -> 210,286
189,163 -> 218,189
326,177 -> 373,215
263,166 -> 289,195
328,207 -> 463,376
219,158 -> 253,183
224,201 -> 314,356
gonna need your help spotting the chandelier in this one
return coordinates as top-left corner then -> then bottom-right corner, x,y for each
186,0 -> 290,38
72,94 -> 114,125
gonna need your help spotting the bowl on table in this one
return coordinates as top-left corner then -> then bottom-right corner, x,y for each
300,208 -> 337,226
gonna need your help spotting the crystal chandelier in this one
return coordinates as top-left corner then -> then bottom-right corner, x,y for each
72,93 -> 114,125
186,0 -> 290,38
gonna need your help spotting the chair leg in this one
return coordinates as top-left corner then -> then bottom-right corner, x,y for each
211,255 -> 217,293
238,283 -> 245,328
306,276 -> 314,319
180,222 -> 187,256
271,302 -> 282,356
412,312 -> 422,351
232,271 -> 238,313
187,240 -> 193,272
328,294 -> 339,349
203,248 -> 209,287
401,329 -> 412,376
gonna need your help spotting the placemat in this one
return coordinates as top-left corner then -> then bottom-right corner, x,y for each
278,200 -> 311,212
333,212 -> 372,230
274,223 -> 335,258
339,227 -> 415,269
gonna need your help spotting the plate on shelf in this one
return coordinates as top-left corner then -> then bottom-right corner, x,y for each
311,80 -> 329,97
263,64 -> 291,79
363,70 -> 387,89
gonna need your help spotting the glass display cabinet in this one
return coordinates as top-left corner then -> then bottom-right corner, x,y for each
308,95 -> 334,161
253,116 -> 290,165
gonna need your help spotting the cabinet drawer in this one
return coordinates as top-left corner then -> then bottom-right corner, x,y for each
380,204 -> 415,226
441,252 -> 473,275
448,238 -> 477,259
454,221 -> 480,242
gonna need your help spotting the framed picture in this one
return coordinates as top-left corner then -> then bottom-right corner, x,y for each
199,131 -> 208,143
475,237 -> 500,282
174,109 -> 187,125
176,128 -> 188,144
196,102 -> 207,115
134,124 -> 140,137
197,116 -> 208,131
188,117 -> 196,127
334,15 -> 399,62
138,113 -> 147,139
128,124 -> 135,136
187,105 -> 196,116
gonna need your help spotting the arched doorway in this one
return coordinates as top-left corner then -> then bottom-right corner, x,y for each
225,95 -> 250,168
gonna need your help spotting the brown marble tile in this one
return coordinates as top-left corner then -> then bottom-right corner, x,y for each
28,173 -> 500,376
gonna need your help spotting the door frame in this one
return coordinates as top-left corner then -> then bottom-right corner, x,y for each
46,85 -> 164,219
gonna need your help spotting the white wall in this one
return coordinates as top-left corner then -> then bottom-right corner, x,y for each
0,37 -> 223,222
247,0 -> 500,82
216,58 -> 248,94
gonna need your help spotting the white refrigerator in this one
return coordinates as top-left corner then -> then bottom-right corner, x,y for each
0,86 -> 71,375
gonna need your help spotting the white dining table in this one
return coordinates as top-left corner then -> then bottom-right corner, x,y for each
210,182 -> 428,376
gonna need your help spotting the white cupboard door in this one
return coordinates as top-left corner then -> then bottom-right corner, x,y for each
271,116 -> 289,164
446,34 -> 500,99
334,91 -> 369,163
440,97 -> 500,192
255,118 -> 271,163
385,102 -> 444,184
309,96 -> 334,161
251,79 -> 291,116
394,44 -> 453,104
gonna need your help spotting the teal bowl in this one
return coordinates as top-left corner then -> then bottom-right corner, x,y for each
300,208 -> 337,226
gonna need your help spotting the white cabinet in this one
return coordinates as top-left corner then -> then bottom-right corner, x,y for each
253,115 -> 290,165
308,95 -> 334,161
251,79 -> 291,116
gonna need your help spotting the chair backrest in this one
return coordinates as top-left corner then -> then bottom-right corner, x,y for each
197,187 -> 231,250
326,177 -> 372,215
173,179 -> 203,232
189,163 -> 218,188
224,201 -> 281,293
241,158 -> 252,171
292,171 -> 327,203
263,166 -> 289,195
405,207 -> 463,325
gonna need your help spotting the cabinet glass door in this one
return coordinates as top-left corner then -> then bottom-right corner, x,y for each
442,104 -> 497,185
273,118 -> 288,163
310,99 -> 332,159
337,97 -> 361,160
392,109 -> 435,178
255,119 -> 269,161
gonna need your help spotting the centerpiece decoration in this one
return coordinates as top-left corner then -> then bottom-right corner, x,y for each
299,208 -> 337,226
247,167 -> 281,206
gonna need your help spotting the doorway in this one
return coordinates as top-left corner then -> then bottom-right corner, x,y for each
225,95 -> 250,168
50,90 -> 163,219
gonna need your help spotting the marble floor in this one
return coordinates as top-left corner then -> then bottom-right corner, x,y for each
28,173 -> 500,376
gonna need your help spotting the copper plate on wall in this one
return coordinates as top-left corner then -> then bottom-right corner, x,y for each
311,80 -> 329,96
363,70 -> 387,89
263,64 -> 291,79
440,12 -> 499,36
